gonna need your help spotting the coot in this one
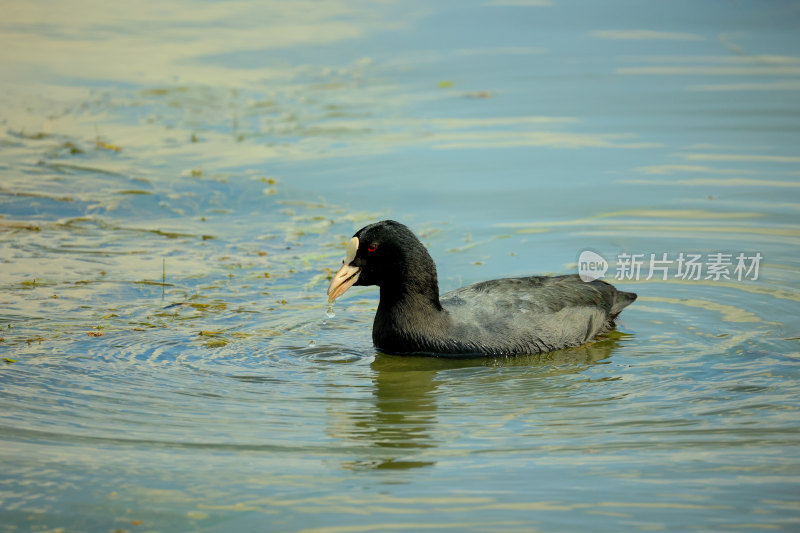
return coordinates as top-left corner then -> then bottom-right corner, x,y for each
327,220 -> 636,357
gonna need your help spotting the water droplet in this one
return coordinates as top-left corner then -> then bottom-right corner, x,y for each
307,340 -> 316,348
325,305 -> 335,319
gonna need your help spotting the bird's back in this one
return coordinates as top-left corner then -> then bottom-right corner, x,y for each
438,274 -> 636,355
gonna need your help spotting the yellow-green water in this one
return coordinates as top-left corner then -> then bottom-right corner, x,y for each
1,1 -> 799,531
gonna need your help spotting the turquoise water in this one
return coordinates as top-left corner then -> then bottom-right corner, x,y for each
1,1 -> 799,531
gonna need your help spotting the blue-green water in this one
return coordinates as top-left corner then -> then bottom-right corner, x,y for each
1,1 -> 799,531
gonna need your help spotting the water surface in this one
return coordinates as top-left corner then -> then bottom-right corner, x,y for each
1,1 -> 799,531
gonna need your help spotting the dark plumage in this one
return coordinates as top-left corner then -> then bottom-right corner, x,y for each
327,220 -> 636,357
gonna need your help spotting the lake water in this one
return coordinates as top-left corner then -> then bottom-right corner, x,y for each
1,1 -> 799,531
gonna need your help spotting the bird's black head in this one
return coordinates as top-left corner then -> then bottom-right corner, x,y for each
327,220 -> 439,303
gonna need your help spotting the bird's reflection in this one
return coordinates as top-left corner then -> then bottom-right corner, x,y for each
338,331 -> 630,472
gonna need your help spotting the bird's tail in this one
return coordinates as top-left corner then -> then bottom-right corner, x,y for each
610,290 -> 637,317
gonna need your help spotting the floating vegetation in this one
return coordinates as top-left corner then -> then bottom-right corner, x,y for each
96,140 -> 123,152
116,190 -> 153,195
0,221 -> 42,232
142,86 -> 190,96
189,302 -> 227,311
198,330 -> 228,348
11,130 -> 51,140
63,141 -> 84,154
41,161 -> 128,177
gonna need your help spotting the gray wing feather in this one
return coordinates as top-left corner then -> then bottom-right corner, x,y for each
439,274 -> 632,355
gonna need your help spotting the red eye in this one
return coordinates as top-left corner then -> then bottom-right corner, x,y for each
367,243 -> 377,252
